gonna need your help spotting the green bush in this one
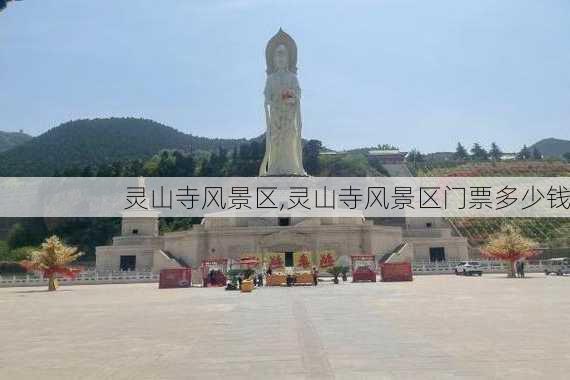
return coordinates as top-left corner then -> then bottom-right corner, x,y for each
7,220 -> 47,249
0,240 -> 9,259
0,262 -> 27,275
0,242 -> 35,262
8,246 -> 35,261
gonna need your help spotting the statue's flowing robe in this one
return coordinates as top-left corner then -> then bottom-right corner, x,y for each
260,70 -> 306,176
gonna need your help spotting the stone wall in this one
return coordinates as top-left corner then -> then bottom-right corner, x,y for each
96,216 -> 470,271
95,245 -> 155,271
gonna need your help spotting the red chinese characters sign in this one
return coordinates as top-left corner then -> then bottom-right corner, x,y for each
268,254 -> 284,269
319,252 -> 335,268
297,253 -> 311,269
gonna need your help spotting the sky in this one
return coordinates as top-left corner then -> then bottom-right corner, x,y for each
1,0 -> 569,153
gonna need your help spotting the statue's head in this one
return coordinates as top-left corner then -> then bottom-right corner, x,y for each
266,28 -> 297,74
273,44 -> 289,71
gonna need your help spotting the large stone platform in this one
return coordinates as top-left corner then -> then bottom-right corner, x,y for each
1,274 -> 568,379
95,215 -> 469,272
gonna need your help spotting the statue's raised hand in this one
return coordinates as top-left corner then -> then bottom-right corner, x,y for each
281,88 -> 297,104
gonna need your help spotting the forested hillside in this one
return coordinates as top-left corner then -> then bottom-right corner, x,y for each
0,118 -> 247,176
0,130 -> 32,153
530,138 -> 570,158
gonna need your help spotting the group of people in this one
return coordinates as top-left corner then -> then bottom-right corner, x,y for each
515,260 -> 526,278
224,266 -> 319,290
283,266 -> 319,287
230,265 -> 320,289
204,269 -> 225,287
230,271 -> 264,290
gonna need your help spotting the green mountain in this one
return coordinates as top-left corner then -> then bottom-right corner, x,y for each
0,130 -> 32,153
530,138 -> 570,158
0,118 -> 247,176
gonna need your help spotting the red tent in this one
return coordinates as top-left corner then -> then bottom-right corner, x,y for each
351,255 -> 377,282
239,256 -> 259,268
201,258 -> 228,287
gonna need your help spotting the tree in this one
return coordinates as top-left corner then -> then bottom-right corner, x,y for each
531,147 -> 542,160
157,151 -> 176,176
0,0 -> 21,12
405,149 -> 425,175
517,145 -> 531,160
407,149 -> 424,164
0,240 -> 9,260
470,143 -> 489,161
0,244 -> 34,262
160,217 -> 201,233
197,147 -> 229,176
173,152 -> 196,176
21,236 -> 83,291
7,220 -> 47,249
125,159 -> 145,177
303,139 -> 322,175
377,144 -> 398,150
563,152 -> 570,162
454,143 -> 469,161
49,218 -> 120,259
489,142 -> 502,161
482,224 -> 538,278
320,154 -> 372,177
80,165 -> 94,177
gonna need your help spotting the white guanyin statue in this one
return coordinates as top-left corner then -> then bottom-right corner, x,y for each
259,29 -> 308,177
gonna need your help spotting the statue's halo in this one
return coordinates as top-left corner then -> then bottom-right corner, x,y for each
266,28 -> 298,74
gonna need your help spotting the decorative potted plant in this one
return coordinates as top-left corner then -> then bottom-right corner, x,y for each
340,266 -> 349,281
20,236 -> 82,291
226,269 -> 242,290
327,266 -> 343,284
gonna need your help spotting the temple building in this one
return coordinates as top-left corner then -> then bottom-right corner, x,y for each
95,214 -> 468,272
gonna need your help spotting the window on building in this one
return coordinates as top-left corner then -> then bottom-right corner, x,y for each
132,229 -> 139,235
278,217 -> 291,226
426,223 -> 432,228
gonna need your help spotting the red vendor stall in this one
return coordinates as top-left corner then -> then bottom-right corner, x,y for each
202,258 -> 228,287
380,262 -> 413,282
351,255 -> 377,282
159,268 -> 192,289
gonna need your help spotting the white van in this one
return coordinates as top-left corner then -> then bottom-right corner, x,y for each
544,258 -> 570,276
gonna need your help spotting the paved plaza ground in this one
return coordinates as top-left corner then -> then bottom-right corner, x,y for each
1,274 -> 569,379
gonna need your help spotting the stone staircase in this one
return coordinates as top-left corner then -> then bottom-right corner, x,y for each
378,241 -> 408,264
161,250 -> 191,268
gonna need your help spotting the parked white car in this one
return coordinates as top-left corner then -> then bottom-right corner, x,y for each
454,261 -> 483,276
544,258 -> 570,276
